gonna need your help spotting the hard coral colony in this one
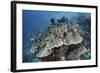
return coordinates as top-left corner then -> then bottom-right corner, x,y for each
30,16 -> 90,62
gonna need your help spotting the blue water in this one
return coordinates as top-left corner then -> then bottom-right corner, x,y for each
22,10 -> 91,62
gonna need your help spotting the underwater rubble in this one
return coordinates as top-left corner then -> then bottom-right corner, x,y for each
30,16 -> 91,62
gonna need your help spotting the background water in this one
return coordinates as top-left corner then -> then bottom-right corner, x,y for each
22,10 -> 91,62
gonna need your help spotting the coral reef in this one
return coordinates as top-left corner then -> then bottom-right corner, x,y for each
30,16 -> 91,62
